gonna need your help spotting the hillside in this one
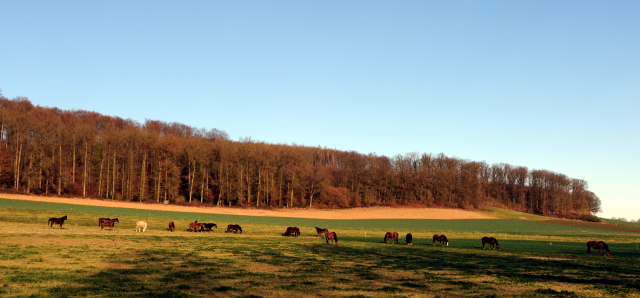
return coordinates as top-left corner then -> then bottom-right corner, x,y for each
0,96 -> 601,218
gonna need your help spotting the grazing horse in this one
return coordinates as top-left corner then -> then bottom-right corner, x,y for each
325,231 -> 338,245
406,233 -> 413,245
100,218 -> 119,231
48,215 -> 68,229
168,221 -> 175,232
482,237 -> 499,250
433,234 -> 449,246
226,224 -> 242,234
135,221 -> 147,232
315,227 -> 328,238
284,227 -> 300,237
202,223 -> 218,231
188,222 -> 202,232
587,241 -> 610,256
384,232 -> 399,244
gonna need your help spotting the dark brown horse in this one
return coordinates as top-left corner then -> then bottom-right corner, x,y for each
226,224 -> 242,234
98,218 -> 110,226
315,227 -> 328,238
168,221 -> 175,232
325,231 -> 338,245
482,237 -> 499,250
48,215 -> 67,229
406,233 -> 413,245
202,223 -> 218,231
100,218 -> 119,231
284,227 -> 301,237
587,241 -> 610,256
100,218 -> 120,231
433,234 -> 449,246
384,232 -> 399,244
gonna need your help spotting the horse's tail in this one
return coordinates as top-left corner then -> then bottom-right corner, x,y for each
47,218 -> 52,227
334,233 -> 338,244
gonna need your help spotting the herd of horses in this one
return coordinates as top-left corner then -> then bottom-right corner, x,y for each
45,215 -> 612,255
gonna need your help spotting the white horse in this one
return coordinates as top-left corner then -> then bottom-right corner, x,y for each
135,221 -> 147,232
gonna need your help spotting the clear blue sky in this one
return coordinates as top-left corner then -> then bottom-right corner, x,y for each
1,1 -> 638,220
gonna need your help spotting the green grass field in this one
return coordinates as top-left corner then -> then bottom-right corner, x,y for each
1,198 -> 639,297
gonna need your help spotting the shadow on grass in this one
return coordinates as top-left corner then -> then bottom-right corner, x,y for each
305,241 -> 640,293
10,237 -> 640,298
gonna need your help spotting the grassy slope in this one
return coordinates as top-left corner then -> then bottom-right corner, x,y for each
0,198 -> 629,235
601,218 -> 640,228
2,198 -> 640,297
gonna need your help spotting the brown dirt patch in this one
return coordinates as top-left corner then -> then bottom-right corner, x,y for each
0,194 -> 496,220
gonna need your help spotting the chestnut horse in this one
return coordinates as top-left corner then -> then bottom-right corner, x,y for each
433,234 -> 449,246
482,237 -> 499,250
100,218 -> 119,231
384,232 -> 399,244
325,231 -> 338,245
284,227 -> 300,237
226,224 -> 242,234
188,222 -> 204,232
168,221 -> 175,232
587,241 -> 610,256
135,221 -> 147,232
406,233 -> 413,245
48,215 -> 67,229
315,227 -> 328,238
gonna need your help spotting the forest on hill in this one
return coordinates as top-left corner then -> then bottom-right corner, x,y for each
0,94 -> 601,217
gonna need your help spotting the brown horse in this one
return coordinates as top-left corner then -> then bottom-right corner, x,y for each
384,232 -> 399,244
48,215 -> 67,229
188,222 -> 204,232
433,234 -> 449,246
315,227 -> 328,238
226,224 -> 242,234
482,237 -> 499,250
98,217 -> 110,226
100,218 -> 119,231
406,233 -> 413,245
284,227 -> 301,237
168,221 -> 175,232
325,231 -> 338,245
587,241 -> 610,256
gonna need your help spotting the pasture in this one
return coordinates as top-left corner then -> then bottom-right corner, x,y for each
1,199 -> 639,297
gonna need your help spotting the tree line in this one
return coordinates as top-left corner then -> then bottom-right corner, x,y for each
0,94 -> 601,217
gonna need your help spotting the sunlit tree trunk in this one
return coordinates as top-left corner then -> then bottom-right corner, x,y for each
98,154 -> 104,197
83,142 -> 87,197
112,151 -> 116,199
58,145 -> 62,195
140,152 -> 146,202
217,162 -> 223,206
